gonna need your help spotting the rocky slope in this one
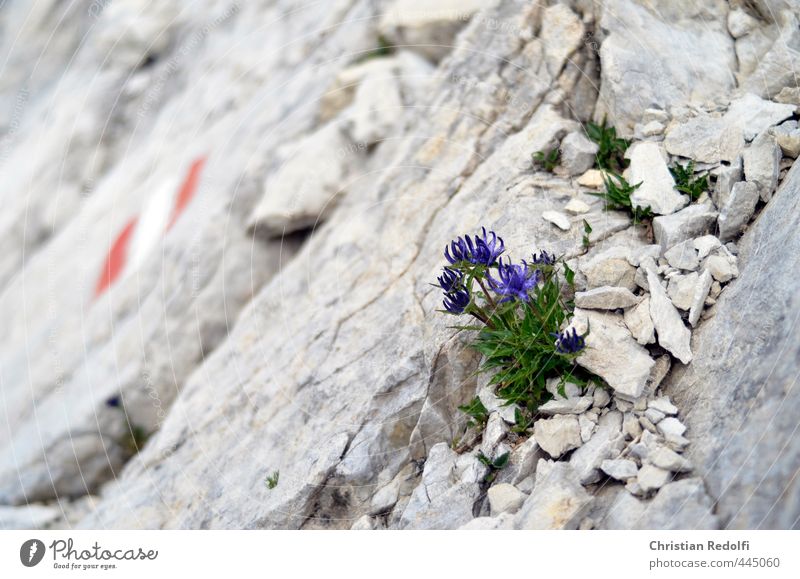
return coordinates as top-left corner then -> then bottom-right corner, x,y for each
0,0 -> 798,530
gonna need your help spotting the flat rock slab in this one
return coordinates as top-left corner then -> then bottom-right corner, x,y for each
571,309 -> 655,399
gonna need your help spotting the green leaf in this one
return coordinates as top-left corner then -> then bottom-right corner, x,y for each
492,452 -> 510,469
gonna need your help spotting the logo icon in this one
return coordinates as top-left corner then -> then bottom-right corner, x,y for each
19,539 -> 45,567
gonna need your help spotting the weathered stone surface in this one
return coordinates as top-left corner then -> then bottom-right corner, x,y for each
740,16 -> 800,100
637,464 -> 672,493
649,446 -> 692,473
652,203 -> 718,254
564,198 -> 591,214
538,385 -> 593,416
481,413 -> 510,459
488,483 -> 526,516
534,415 -> 582,459
647,269 -> 693,364
378,0 -> 489,62
623,296 -> 655,345
577,169 -> 605,188
664,239 -> 700,271
663,159 -> 800,529
560,131 -> 598,176
703,254 -> 739,283
601,459 -> 638,481
688,269 -> 713,327
575,286 -> 640,310
667,272 -> 699,311
713,157 -> 742,208
601,478 -> 719,529
743,131 -> 782,202
717,181 -> 760,242
724,93 -> 795,141
664,114 -> 744,164
0,504 -> 62,530
514,461 -> 593,529
0,0 -> 797,532
627,142 -> 687,214
569,411 -> 625,485
770,120 -> 800,158
570,309 -> 655,399
596,0 -> 735,137
582,253 -> 638,292
248,123 -> 362,236
399,444 -> 484,529
542,210 -> 571,231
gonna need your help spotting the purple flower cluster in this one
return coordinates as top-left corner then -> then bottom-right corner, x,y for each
444,227 -> 505,267
486,258 -> 540,303
551,328 -> 586,354
531,250 -> 556,266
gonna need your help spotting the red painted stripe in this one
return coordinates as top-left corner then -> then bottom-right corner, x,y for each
94,217 -> 138,298
167,156 -> 206,229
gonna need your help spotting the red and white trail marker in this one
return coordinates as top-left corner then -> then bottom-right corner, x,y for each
93,157 -> 207,299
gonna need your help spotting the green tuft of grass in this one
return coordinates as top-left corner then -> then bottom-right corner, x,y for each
582,219 -> 593,249
586,116 -> 630,171
670,160 -> 708,201
265,471 -> 280,490
458,396 -> 490,429
120,424 -> 149,456
355,35 -> 395,63
531,148 -> 560,172
589,172 -> 653,222
471,263 -> 596,413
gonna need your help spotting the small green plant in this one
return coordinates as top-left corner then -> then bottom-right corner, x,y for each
590,172 -> 653,222
477,451 -> 510,483
586,116 -> 630,171
531,148 -> 560,172
511,407 -> 533,434
582,219 -> 593,249
265,471 -> 280,490
436,229 -> 599,418
356,35 -> 394,62
458,396 -> 489,428
105,395 -> 149,456
670,160 -> 708,201
121,425 -> 150,455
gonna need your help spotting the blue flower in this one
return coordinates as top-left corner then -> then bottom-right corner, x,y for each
436,267 -> 464,292
444,227 -> 505,266
105,395 -> 121,408
551,328 -> 586,354
486,258 -> 540,303
531,250 -> 556,266
443,288 -> 471,314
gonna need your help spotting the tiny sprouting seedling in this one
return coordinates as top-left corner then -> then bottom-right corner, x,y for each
477,451 -> 510,483
105,395 -> 149,456
582,219 -> 593,249
434,228 -> 599,421
531,148 -> 560,172
356,35 -> 394,62
458,396 -> 489,429
265,471 -> 280,490
589,172 -> 653,222
586,116 -> 630,171
670,160 -> 708,201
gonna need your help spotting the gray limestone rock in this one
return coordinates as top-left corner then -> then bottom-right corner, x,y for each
717,181 -> 760,242
514,461 -> 593,529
